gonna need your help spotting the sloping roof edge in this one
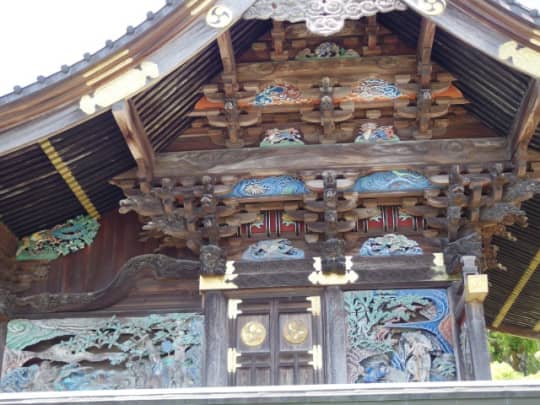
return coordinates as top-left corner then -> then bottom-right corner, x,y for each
0,0 -> 257,156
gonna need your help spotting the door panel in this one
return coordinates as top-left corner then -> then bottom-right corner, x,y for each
229,295 -> 323,386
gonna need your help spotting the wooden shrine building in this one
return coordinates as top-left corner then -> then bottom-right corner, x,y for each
1,0 -> 540,399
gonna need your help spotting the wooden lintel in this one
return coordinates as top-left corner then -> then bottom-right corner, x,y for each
115,137 -> 508,179
509,79 -> 540,161
113,99 -> 155,185
235,55 -> 419,82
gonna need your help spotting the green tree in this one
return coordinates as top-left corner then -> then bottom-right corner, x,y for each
488,331 -> 540,375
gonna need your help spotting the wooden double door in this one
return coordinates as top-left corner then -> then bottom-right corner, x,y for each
228,295 -> 324,386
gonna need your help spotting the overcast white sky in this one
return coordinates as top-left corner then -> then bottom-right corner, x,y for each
0,0 -> 164,96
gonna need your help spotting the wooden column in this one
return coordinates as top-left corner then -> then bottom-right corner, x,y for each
0,319 -> 7,377
203,291 -> 228,386
322,287 -> 347,384
462,256 -> 492,380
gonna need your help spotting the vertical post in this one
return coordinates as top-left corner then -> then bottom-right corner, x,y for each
0,318 -> 7,378
322,287 -> 347,383
462,256 -> 492,380
203,291 -> 228,386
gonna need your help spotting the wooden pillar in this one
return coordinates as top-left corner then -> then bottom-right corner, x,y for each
464,301 -> 492,380
0,319 -> 7,377
322,287 -> 347,384
203,291 -> 228,386
462,256 -> 492,380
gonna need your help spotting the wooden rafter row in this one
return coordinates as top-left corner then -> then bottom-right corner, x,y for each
492,249 -> 540,328
39,140 -> 100,219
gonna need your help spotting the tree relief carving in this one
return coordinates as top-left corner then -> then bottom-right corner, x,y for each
345,289 -> 456,384
359,234 -> 423,256
16,216 -> 99,261
241,239 -> 305,261
0,313 -> 203,392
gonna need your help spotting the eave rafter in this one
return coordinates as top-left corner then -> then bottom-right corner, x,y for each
112,99 -> 155,192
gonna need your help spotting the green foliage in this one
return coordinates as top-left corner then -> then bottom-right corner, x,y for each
488,331 -> 540,376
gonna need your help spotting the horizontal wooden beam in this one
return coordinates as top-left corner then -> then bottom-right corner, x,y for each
234,55 -> 421,82
116,137 -> 508,179
204,254 -> 449,291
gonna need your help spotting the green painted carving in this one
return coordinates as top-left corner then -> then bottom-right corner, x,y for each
16,215 -> 99,261
345,289 -> 456,384
1,313 -> 204,392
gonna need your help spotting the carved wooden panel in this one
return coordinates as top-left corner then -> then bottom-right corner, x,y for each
0,313 -> 204,392
229,296 -> 323,386
344,289 -> 457,383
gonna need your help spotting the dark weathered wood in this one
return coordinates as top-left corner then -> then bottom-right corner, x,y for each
204,292 -> 229,386
7,254 -> 199,316
0,320 -> 6,374
117,138 -> 508,179
464,302 -> 492,380
17,211 -> 201,316
211,255 -> 451,291
322,287 -> 347,384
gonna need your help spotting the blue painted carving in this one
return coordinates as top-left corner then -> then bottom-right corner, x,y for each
353,78 -> 401,100
296,42 -> 359,60
230,176 -> 308,198
242,239 -> 304,261
359,234 -> 423,256
0,313 -> 203,392
253,81 -> 308,106
260,128 -> 305,147
354,123 -> 399,143
16,215 -> 100,261
353,170 -> 434,193
345,289 -> 456,384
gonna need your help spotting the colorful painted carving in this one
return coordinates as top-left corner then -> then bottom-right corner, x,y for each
354,123 -> 400,143
253,81 -> 311,106
360,234 -> 423,256
230,176 -> 308,198
353,170 -> 434,193
345,289 -> 456,384
16,215 -> 100,261
0,314 -> 203,392
241,239 -> 305,261
240,211 -> 304,237
296,42 -> 359,60
352,78 -> 401,100
259,128 -> 305,147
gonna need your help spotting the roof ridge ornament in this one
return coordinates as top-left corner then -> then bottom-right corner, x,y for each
243,0 -> 407,36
